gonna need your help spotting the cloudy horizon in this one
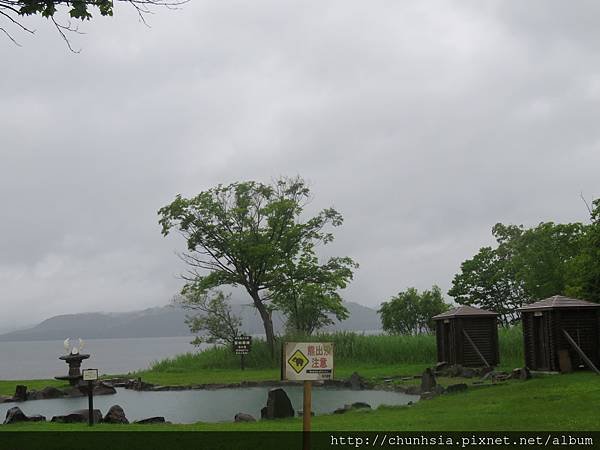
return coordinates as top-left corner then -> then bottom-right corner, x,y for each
1,1 -> 599,332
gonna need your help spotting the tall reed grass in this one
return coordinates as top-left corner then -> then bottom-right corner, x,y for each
149,327 -> 524,372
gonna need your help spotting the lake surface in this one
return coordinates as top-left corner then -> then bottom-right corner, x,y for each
0,337 -> 206,379
0,387 -> 416,423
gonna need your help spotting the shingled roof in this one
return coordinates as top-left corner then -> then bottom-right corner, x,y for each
518,295 -> 600,312
432,305 -> 498,320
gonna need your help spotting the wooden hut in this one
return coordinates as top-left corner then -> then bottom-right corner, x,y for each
433,306 -> 499,368
519,295 -> 600,373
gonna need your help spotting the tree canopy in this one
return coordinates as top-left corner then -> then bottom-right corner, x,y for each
449,215 -> 593,326
447,245 -> 525,327
566,199 -> 600,303
270,252 -> 357,335
378,286 -> 450,335
158,176 -> 357,355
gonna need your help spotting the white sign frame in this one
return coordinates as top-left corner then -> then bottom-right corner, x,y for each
82,369 -> 99,381
282,342 -> 334,381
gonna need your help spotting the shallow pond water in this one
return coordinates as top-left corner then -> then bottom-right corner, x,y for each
0,386 -> 416,423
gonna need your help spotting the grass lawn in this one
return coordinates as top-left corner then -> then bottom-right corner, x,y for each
1,371 -> 599,431
131,363 -> 430,386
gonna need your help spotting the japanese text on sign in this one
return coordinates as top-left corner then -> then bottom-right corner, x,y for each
233,336 -> 252,355
283,342 -> 334,381
82,369 -> 98,381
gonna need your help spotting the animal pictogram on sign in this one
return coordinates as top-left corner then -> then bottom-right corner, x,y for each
287,349 -> 309,374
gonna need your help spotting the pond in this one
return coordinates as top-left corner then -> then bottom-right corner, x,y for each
0,387 -> 416,423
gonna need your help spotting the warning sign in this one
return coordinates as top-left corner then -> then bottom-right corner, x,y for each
282,342 -> 334,381
288,349 -> 309,374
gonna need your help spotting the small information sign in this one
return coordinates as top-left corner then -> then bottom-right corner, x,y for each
233,336 -> 252,355
82,369 -> 98,381
282,342 -> 334,381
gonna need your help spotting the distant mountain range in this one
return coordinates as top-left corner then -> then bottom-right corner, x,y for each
0,302 -> 382,342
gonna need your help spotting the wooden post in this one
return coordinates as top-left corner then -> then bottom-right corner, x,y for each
303,380 -> 312,450
562,329 -> 600,375
87,380 -> 94,426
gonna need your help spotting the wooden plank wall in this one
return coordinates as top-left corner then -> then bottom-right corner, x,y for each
461,318 -> 498,367
522,313 -> 537,369
558,309 -> 600,369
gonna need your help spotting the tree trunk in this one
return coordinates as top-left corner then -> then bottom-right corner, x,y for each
249,290 -> 276,357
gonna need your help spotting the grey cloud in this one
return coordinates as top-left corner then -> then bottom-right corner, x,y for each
0,0 -> 598,331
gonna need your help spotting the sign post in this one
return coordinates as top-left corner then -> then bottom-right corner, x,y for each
233,336 -> 252,370
282,342 -> 334,450
303,380 -> 312,449
82,368 -> 98,426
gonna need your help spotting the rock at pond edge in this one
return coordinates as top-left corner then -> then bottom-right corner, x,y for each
234,413 -> 256,422
134,417 -> 167,424
103,405 -> 129,424
4,406 -> 46,424
51,409 -> 102,424
261,388 -> 294,419
420,368 -> 437,392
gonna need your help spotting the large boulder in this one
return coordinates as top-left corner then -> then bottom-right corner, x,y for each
28,386 -> 65,401
234,413 -> 256,422
51,409 -> 102,424
126,378 -> 154,391
61,386 -> 86,398
26,415 -> 46,422
420,368 -> 437,392
4,407 -> 46,424
61,382 -> 116,398
103,405 -> 129,424
4,407 -> 28,424
13,385 -> 27,402
94,382 -> 117,396
261,388 -> 294,419
347,372 -> 368,390
134,417 -> 167,424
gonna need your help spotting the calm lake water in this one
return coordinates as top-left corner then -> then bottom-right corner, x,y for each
0,387 -> 416,423
0,336 -> 207,380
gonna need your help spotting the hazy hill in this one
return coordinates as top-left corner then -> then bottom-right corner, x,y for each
0,302 -> 381,342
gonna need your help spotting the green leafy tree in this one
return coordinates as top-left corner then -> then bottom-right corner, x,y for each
378,286 -> 450,335
1,0 -> 183,50
449,220 -> 587,326
448,246 -> 527,326
271,252 -> 357,335
158,176 -> 353,356
175,290 -> 241,346
495,222 -> 586,300
567,199 -> 600,303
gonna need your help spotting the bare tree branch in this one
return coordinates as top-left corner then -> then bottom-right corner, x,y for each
580,191 -> 593,217
0,0 -> 189,49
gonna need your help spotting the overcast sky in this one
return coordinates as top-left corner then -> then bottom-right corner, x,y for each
1,0 -> 598,332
